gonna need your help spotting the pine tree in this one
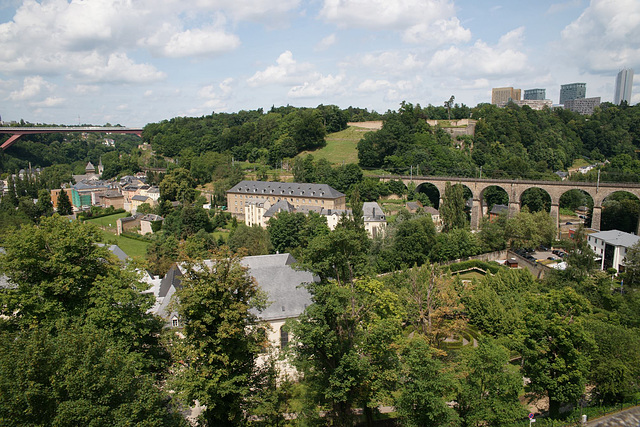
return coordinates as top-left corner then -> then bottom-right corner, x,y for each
56,188 -> 73,215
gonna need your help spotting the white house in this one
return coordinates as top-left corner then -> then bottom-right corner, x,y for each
363,201 -> 386,238
587,229 -> 640,272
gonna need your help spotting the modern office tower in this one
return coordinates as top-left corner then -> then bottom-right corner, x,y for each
614,68 -> 634,105
564,97 -> 601,115
491,87 -> 521,105
559,83 -> 586,104
524,88 -> 546,100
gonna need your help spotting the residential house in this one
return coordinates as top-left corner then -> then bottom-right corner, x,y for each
587,229 -> 640,272
423,206 -> 442,230
131,194 -> 154,213
151,254 -> 317,353
100,190 -> 125,210
489,204 -> 509,221
363,201 -> 386,238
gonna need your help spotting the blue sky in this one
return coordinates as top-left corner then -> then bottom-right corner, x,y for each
0,0 -> 638,127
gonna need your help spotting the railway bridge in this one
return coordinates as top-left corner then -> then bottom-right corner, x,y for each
0,126 -> 143,150
376,175 -> 640,232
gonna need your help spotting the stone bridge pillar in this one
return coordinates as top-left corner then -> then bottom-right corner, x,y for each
470,198 -> 482,230
549,203 -> 560,237
591,206 -> 602,231
508,201 -> 520,218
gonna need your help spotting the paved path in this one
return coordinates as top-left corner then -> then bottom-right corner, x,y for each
585,405 -> 640,426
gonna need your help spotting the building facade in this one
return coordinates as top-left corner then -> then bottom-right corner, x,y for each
507,99 -> 553,110
491,87 -> 521,105
564,97 -> 601,115
614,68 -> 634,105
587,230 -> 640,272
559,83 -> 586,104
227,181 -> 346,219
524,88 -> 546,100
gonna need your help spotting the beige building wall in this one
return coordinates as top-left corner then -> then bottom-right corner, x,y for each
244,199 -> 270,227
491,87 -> 521,105
228,192 -> 346,218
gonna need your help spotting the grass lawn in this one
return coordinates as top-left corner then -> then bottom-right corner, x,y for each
298,126 -> 373,165
86,211 -> 130,233
98,229 -> 150,259
456,271 -> 486,281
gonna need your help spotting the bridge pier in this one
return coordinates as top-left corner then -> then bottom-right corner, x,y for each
550,203 -> 560,237
508,201 -> 520,218
591,206 -> 602,231
470,198 -> 482,230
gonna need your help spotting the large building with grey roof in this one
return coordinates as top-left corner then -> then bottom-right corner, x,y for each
227,180 -> 346,219
587,229 -> 640,272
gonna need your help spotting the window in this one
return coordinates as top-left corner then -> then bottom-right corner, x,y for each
280,326 -> 289,348
172,317 -> 179,327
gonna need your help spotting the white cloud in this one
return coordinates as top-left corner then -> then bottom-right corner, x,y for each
8,76 -> 52,100
319,0 -> 470,46
161,27 -> 240,58
402,17 -> 470,44
198,78 -> 235,110
31,97 -> 65,107
288,74 -> 344,98
558,0 -> 640,72
76,52 -> 165,84
343,51 -> 424,77
193,0 -> 300,24
357,79 -> 391,93
247,51 -> 315,87
316,33 -> 337,51
428,27 -> 529,78
546,0 -> 582,15
75,84 -> 100,94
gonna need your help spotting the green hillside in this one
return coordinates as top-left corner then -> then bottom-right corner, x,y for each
298,126 -> 374,165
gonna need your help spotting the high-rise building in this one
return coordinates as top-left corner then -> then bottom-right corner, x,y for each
564,97 -> 601,115
559,83 -> 586,105
524,89 -> 546,100
614,68 -> 634,105
491,87 -> 521,105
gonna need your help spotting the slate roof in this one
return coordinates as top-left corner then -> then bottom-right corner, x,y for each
490,204 -> 509,215
159,264 -> 183,299
228,180 -> 345,199
241,254 -> 316,321
132,195 -> 150,202
423,206 -> 439,216
590,230 -> 640,248
141,214 -> 163,221
263,200 -> 295,218
363,202 -> 385,221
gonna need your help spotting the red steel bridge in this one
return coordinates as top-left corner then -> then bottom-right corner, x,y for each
0,126 -> 143,150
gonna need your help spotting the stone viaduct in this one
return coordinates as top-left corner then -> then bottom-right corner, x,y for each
377,175 -> 640,233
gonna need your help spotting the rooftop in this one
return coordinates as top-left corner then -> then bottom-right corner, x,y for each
228,180 -> 345,199
590,230 -> 640,248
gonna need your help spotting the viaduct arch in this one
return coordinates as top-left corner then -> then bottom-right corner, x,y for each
378,175 -> 640,233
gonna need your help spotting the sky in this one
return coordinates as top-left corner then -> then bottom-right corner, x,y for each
0,0 -> 639,127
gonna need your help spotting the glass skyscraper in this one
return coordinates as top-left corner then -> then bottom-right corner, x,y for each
614,68 -> 634,105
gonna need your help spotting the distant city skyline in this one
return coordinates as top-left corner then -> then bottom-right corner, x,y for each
614,68 -> 634,105
0,0 -> 639,126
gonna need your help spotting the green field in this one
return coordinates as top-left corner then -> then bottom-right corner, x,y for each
98,229 -> 150,259
86,211 -> 130,232
85,213 -> 149,258
298,126 -> 373,165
